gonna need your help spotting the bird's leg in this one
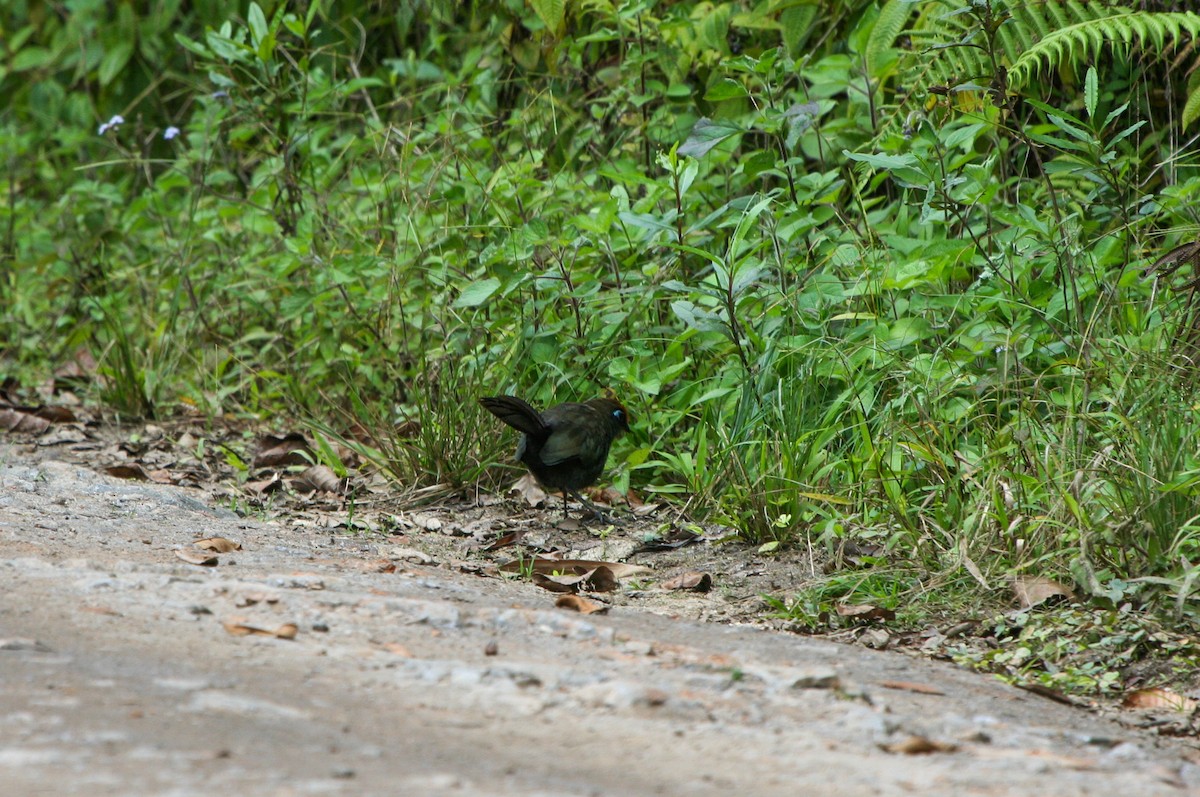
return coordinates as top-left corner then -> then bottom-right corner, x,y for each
566,489 -> 621,525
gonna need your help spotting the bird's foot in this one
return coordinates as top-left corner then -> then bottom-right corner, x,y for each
565,491 -> 623,526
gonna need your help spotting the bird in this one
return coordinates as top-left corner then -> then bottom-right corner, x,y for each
480,392 -> 631,520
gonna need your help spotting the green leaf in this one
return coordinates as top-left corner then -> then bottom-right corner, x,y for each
11,46 -> 52,71
704,80 -> 748,101
453,278 -> 501,308
528,0 -> 565,33
1084,66 -> 1098,120
173,33 -> 212,59
1184,83 -> 1200,129
679,118 -> 743,158
98,40 -> 134,86
866,0 -> 913,77
844,151 -> 918,170
247,3 -> 268,45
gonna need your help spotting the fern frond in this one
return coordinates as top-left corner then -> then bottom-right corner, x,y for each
1008,12 -> 1200,90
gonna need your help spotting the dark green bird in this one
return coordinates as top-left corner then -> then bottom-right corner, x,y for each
480,393 -> 630,519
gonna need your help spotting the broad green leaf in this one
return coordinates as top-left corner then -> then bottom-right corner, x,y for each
247,3 -> 268,45
679,118 -> 743,158
528,0 -> 565,32
453,277 -> 501,308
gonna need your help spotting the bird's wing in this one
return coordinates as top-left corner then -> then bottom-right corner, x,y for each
537,421 -> 590,466
537,404 -> 603,466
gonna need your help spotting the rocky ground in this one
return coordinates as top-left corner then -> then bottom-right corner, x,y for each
2,442 -> 1198,796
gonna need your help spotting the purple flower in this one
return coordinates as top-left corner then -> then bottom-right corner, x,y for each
164,126 -> 181,140
98,115 -> 125,135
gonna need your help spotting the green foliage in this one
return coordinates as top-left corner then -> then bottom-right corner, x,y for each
4,0 -> 1200,655
955,604 -> 1200,695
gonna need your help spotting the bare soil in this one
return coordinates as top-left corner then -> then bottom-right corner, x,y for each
2,432 -> 1199,796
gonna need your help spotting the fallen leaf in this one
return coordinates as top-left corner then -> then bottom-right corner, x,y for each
290,464 -> 348,495
1122,688 -> 1198,712
485,530 -> 525,551
835,603 -> 896,621
34,405 -> 78,423
1011,575 -> 1075,608
509,472 -> 548,507
880,680 -> 945,696
106,464 -> 151,481
273,623 -> 298,640
0,408 -> 52,433
498,558 -> 649,579
584,565 -> 618,592
244,473 -> 284,495
881,735 -> 958,755
532,573 -> 580,593
556,594 -> 608,614
222,620 -> 298,640
252,432 -> 313,468
195,537 -> 242,552
175,549 -> 218,566
53,348 -> 98,387
662,572 -> 712,592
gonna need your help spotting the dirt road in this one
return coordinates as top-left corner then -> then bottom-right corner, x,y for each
1,452 -> 1195,795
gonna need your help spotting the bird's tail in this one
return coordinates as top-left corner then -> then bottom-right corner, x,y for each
479,395 -> 548,436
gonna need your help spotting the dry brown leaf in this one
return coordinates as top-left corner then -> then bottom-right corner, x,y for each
195,537 -> 242,553
147,468 -> 176,484
222,620 -> 297,639
290,464 -> 348,495
1012,575 -> 1075,608
34,405 -> 78,423
555,594 -> 608,614
662,571 -> 713,592
53,348 -> 98,385
174,549 -> 218,566
532,573 -> 581,593
244,473 -> 284,495
835,603 -> 896,622
594,486 -> 626,506
273,623 -> 298,640
252,432 -> 313,468
509,472 -> 548,507
498,558 -> 649,579
880,680 -> 945,696
0,408 -> 52,433
881,735 -> 958,755
106,463 -> 151,481
584,565 -> 619,592
1122,688 -> 1199,712
485,530 -> 525,551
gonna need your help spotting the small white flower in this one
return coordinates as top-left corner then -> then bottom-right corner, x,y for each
97,114 -> 125,135
164,126 -> 180,140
